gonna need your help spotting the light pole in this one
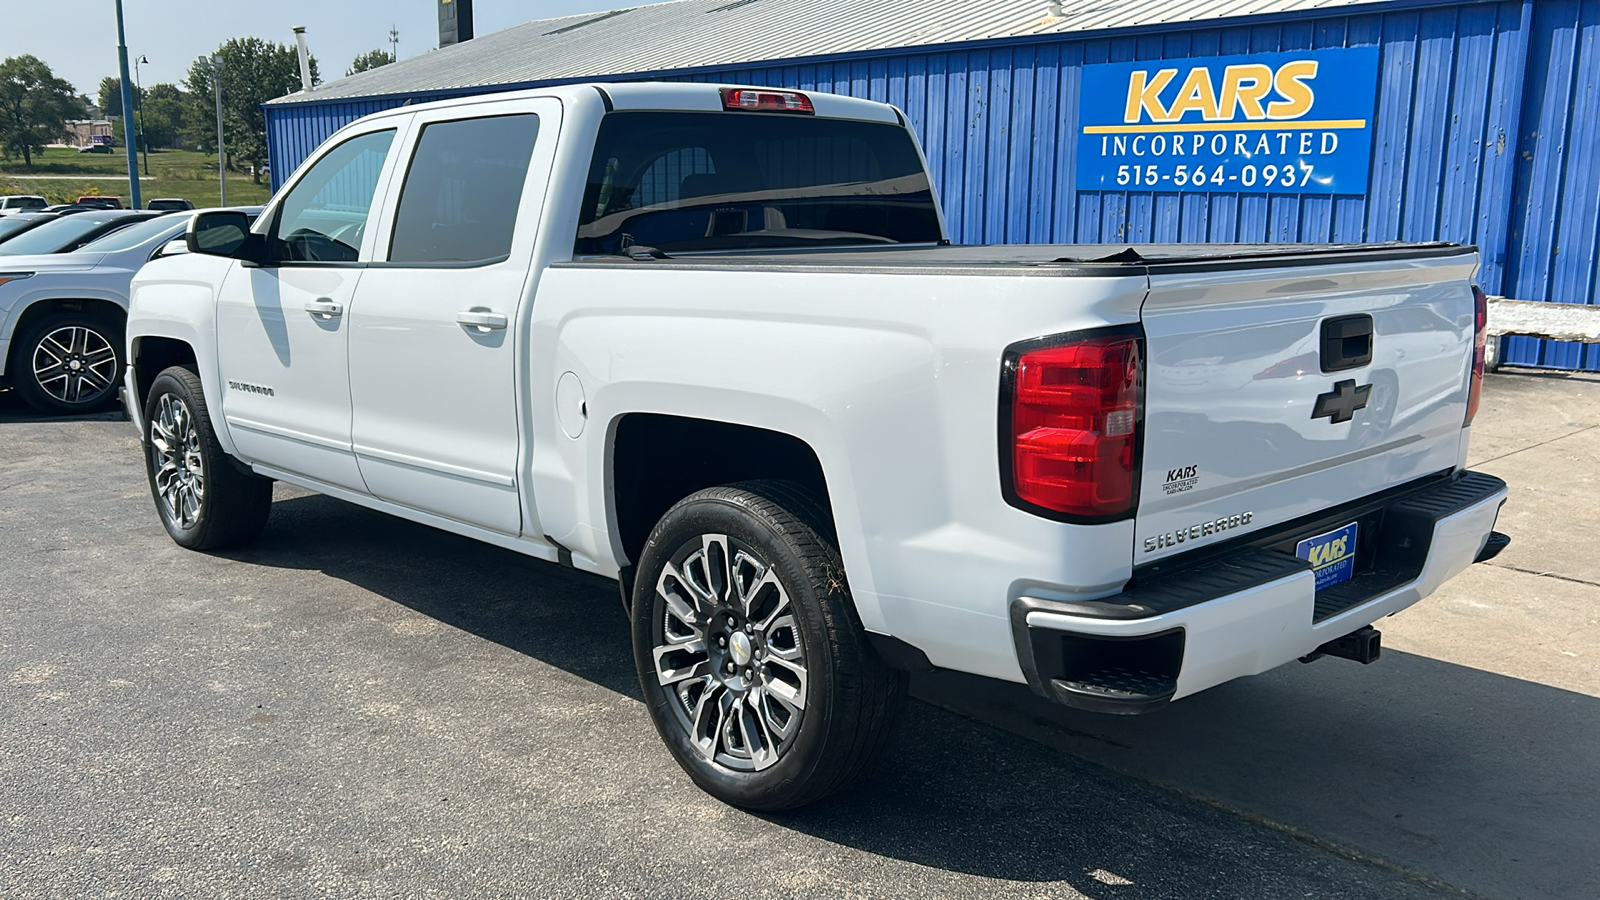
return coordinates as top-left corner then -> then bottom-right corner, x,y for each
133,55 -> 149,177
210,55 -> 226,206
113,0 -> 142,209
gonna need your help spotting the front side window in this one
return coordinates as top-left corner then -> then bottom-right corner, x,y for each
271,129 -> 396,262
576,112 -> 942,255
388,114 -> 541,264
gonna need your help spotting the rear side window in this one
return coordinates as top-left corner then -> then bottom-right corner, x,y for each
576,111 -> 942,255
388,114 -> 541,264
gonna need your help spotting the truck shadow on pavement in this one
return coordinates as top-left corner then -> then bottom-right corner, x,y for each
224,492 -> 1597,899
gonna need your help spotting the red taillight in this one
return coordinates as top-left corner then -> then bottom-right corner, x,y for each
1465,285 -> 1488,426
1006,333 -> 1141,518
719,88 -> 815,114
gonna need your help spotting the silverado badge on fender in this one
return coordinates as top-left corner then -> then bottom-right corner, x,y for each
1311,379 -> 1371,424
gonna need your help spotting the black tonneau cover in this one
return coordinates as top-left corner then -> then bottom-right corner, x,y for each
560,242 -> 1471,276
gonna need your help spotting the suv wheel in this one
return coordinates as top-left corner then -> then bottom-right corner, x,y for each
632,481 -> 906,810
11,312 -> 123,414
142,366 -> 273,550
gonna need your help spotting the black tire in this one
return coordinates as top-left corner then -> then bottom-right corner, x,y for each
632,480 -> 907,810
10,310 -> 124,415
142,365 -> 272,550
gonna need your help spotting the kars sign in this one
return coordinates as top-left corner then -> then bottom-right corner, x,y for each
1075,48 -> 1379,194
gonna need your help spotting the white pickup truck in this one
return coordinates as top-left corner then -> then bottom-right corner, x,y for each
124,82 -> 1508,810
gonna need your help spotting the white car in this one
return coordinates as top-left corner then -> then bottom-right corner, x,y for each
0,209 -> 258,414
0,195 -> 48,215
124,83 -> 1507,810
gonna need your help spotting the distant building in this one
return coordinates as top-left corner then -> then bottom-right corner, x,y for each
60,120 -> 115,148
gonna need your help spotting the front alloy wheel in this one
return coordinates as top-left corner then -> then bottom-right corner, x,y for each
141,365 -> 273,550
652,533 -> 809,772
149,391 -> 206,529
10,312 -> 124,415
31,325 -> 119,406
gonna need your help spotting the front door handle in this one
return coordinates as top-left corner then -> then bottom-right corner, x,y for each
305,299 -> 344,319
457,310 -> 508,331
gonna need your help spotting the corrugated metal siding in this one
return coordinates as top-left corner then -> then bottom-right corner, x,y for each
263,0 -> 1600,371
266,98 -> 409,191
1502,0 -> 1600,369
263,0 -> 1397,106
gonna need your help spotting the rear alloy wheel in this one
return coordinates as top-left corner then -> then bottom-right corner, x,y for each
653,532 -> 810,772
633,482 -> 906,810
12,313 -> 123,415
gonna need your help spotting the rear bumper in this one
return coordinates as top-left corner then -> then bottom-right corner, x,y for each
1012,470 -> 1508,714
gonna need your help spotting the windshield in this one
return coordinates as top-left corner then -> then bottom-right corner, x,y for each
0,216 -> 42,240
0,215 -> 126,256
575,112 -> 942,255
78,214 -> 183,253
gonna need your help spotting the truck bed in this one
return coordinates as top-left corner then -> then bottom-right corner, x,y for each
562,242 -> 1470,274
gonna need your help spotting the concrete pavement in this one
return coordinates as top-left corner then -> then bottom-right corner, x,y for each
917,368 -> 1600,900
2,368 -> 1595,898
0,396 -> 1449,899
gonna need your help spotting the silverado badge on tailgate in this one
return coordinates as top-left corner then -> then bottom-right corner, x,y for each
1297,522 -> 1358,589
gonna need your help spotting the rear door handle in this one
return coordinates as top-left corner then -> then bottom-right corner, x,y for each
457,310 -> 508,330
305,299 -> 343,318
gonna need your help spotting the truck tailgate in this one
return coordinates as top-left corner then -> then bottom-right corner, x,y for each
1135,249 -> 1477,561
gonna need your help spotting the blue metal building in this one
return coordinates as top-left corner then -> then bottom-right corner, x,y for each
263,0 -> 1600,371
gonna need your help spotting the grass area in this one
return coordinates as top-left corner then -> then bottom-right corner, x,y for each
0,147 -> 271,208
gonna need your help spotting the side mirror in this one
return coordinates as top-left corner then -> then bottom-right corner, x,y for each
186,211 -> 253,258
153,236 -> 190,259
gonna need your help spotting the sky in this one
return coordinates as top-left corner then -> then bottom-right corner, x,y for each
0,1 -> 638,98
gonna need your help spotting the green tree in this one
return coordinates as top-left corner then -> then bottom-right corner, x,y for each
0,55 -> 84,167
97,75 -> 144,118
140,84 -> 186,149
184,37 -> 319,183
347,49 -> 395,77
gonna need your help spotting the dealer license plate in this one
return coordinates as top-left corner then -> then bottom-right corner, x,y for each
1297,522 -> 1358,590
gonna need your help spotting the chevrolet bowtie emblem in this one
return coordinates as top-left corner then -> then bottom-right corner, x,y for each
1312,379 -> 1372,424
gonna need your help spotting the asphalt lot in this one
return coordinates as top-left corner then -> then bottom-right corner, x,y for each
1,370 -> 1595,899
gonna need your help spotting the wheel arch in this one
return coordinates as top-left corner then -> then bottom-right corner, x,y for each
129,335 -> 198,410
125,319 -> 238,458
3,296 -> 126,377
609,413 -> 835,574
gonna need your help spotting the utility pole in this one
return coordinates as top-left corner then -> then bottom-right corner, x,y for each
211,55 -> 226,207
133,55 -> 149,177
113,0 -> 142,209
390,25 -> 399,61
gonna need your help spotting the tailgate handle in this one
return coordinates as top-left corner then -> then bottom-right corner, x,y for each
1321,314 -> 1373,372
